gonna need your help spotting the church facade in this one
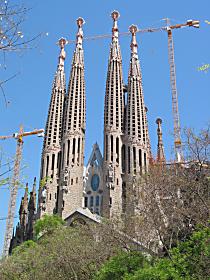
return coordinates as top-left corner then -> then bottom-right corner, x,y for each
11,11 -> 165,249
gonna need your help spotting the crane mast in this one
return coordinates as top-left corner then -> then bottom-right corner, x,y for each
3,126 -> 23,257
165,18 -> 199,162
166,23 -> 182,162
1,126 -> 44,257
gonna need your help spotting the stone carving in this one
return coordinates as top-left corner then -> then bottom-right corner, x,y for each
108,163 -> 114,181
63,185 -> 68,193
106,163 -> 114,189
41,187 -> 46,203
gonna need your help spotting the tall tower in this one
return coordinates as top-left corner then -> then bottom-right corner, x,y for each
123,25 -> 151,215
19,184 -> 28,242
156,118 -> 165,164
38,38 -> 67,217
102,11 -> 124,218
58,18 -> 86,219
27,177 -> 37,240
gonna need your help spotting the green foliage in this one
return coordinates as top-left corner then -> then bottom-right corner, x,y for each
12,240 -> 37,256
0,224 -> 209,280
126,225 -> 210,280
0,224 -> 121,280
34,214 -> 65,239
0,177 -> 10,186
39,176 -> 52,189
94,251 -> 149,280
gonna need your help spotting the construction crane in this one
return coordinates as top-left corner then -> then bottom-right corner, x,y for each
164,19 -> 199,162
67,18 -> 199,162
0,125 -> 44,257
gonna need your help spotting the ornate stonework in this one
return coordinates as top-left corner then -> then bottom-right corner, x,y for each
57,18 -> 86,219
12,12 -> 169,256
37,12 -> 153,221
83,143 -> 104,215
102,11 -> 125,218
37,38 -> 67,218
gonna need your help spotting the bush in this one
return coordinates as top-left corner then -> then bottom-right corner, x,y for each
94,251 -> 150,280
129,224 -> 210,280
34,214 -> 65,239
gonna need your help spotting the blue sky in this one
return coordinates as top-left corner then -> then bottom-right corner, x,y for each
0,0 -> 209,254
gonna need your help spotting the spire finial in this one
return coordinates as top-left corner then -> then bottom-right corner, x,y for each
32,177 -> 36,193
24,183 -> 28,197
76,17 -> 85,47
111,10 -> 120,40
156,117 -> 162,128
156,118 -> 163,138
156,118 -> 166,164
129,24 -> 138,55
58,37 -> 67,67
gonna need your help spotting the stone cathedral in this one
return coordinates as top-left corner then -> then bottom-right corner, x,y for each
10,11 -> 166,249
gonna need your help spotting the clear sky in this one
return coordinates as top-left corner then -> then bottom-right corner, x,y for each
0,0 -> 209,254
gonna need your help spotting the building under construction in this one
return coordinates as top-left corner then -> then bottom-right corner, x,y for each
8,11 -> 200,254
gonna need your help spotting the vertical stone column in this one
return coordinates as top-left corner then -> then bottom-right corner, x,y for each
102,11 -> 125,218
123,25 -> 152,221
58,18 -> 86,219
37,38 -> 67,218
156,118 -> 166,164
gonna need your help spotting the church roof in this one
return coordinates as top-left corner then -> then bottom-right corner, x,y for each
64,207 -> 101,225
86,143 -> 103,168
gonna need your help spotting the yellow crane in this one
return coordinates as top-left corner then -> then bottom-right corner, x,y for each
164,19 -> 199,162
0,125 -> 44,257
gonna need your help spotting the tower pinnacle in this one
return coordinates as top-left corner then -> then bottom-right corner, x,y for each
111,10 -> 120,40
58,17 -> 86,219
76,17 -> 84,48
38,36 -> 66,218
129,25 -> 138,57
103,11 -> 124,218
156,118 -> 165,163
32,177 -> 36,193
58,37 -> 67,68
24,183 -> 28,198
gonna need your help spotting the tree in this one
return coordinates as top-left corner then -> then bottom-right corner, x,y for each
130,126 -> 210,255
94,251 -> 149,280
0,0 -> 39,52
0,147 -> 28,191
0,223 -> 122,280
128,224 -> 210,280
94,224 -> 210,280
34,214 -> 65,239
0,0 -> 43,105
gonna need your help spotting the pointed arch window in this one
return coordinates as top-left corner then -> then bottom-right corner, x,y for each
111,135 -> 113,162
116,137 -> 119,164
121,144 -> 126,173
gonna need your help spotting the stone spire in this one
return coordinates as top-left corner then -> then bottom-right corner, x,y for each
145,107 -> 154,164
156,118 -> 166,164
121,25 -> 151,222
109,11 -> 121,61
104,10 -> 124,132
102,11 -> 125,218
32,176 -> 36,193
58,18 -> 86,219
53,38 -> 67,88
18,184 -> 28,242
38,38 -> 67,218
19,184 -> 28,226
125,25 -> 151,174
27,177 -> 37,240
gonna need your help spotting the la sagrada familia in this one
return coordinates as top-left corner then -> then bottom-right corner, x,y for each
10,11 -> 166,250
